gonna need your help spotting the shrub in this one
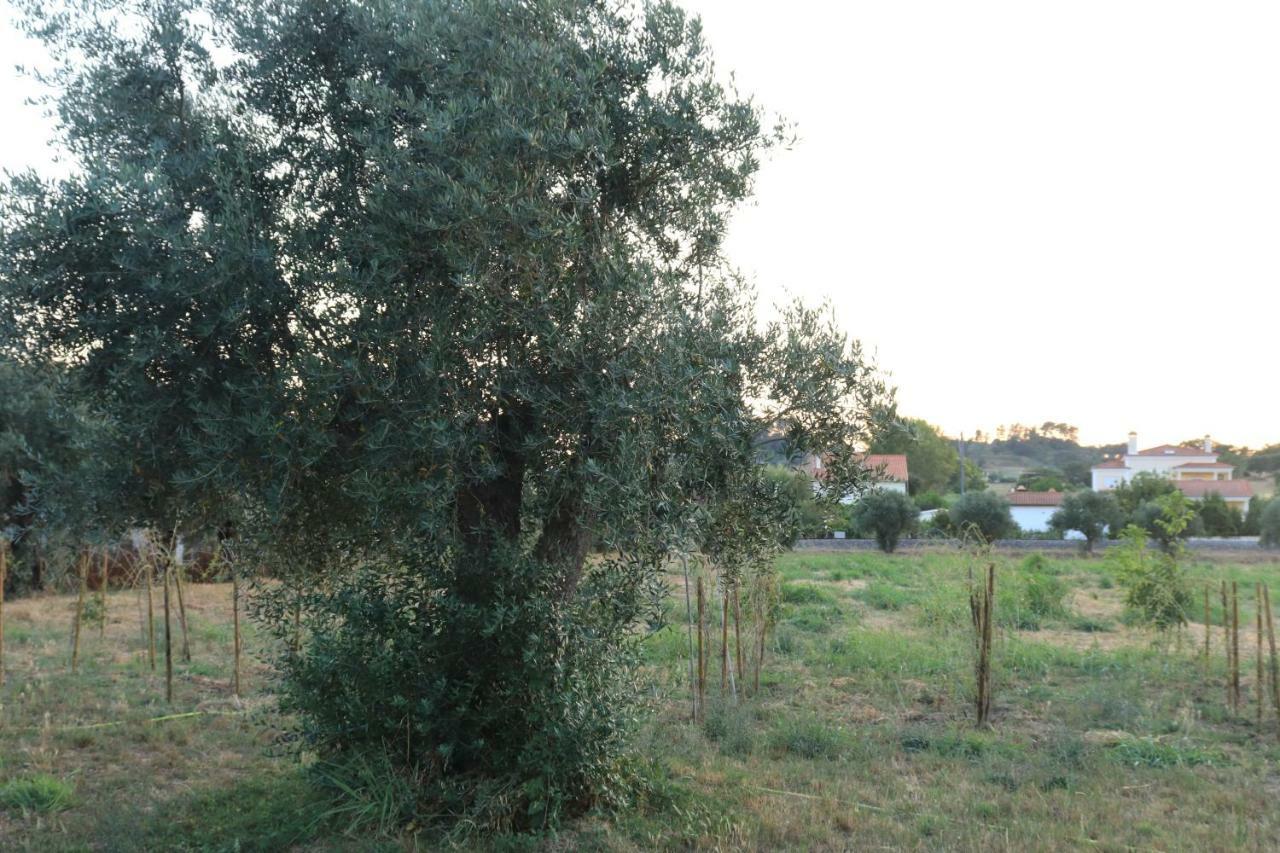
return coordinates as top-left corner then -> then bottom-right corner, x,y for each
1108,525 -> 1192,634
950,492 -> 1015,543
1196,492 -> 1240,537
849,490 -> 919,553
913,490 -> 945,511
1261,500 -> 1280,549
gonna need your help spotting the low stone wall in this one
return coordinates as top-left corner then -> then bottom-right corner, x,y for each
794,537 -> 1268,553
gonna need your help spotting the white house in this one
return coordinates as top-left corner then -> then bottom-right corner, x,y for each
1007,489 -> 1065,533
1091,432 -> 1252,513
799,453 -> 910,503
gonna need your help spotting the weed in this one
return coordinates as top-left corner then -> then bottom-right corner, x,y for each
768,715 -> 849,760
0,774 -> 74,813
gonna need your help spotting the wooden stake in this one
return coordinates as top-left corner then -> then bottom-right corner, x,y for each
1262,585 -> 1280,734
754,593 -> 767,695
1221,581 -> 1232,711
172,550 -> 191,663
144,550 -> 156,670
680,555 -> 697,721
720,589 -> 729,695
1202,586 -> 1210,673
1258,585 -> 1264,726
971,562 -> 996,726
232,567 -> 242,698
97,550 -> 108,639
696,576 -> 705,718
163,561 -> 173,703
71,552 -> 88,673
0,541 -> 7,687
733,584 -> 744,688
1232,581 -> 1241,712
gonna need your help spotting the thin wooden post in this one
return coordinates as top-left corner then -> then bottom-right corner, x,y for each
696,576 -> 705,719
1262,585 -> 1280,734
754,591 -> 767,696
144,550 -> 156,670
1257,585 -> 1264,726
681,555 -> 696,721
733,584 -> 744,688
720,590 -> 729,695
97,550 -> 108,639
0,541 -> 7,686
173,548 -> 191,663
71,552 -> 88,673
232,567 -> 242,698
1232,581 -> 1241,712
1221,581 -> 1232,711
163,561 -> 173,703
1202,586 -> 1210,673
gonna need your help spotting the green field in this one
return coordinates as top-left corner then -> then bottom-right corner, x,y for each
3,549 -> 1280,850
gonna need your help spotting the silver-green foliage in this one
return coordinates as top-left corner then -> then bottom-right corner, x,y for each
0,0 -> 890,826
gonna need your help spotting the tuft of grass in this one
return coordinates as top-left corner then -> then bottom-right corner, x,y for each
768,715 -> 850,760
782,583 -> 838,606
857,579 -> 912,611
1108,738 -> 1223,769
0,774 -> 74,814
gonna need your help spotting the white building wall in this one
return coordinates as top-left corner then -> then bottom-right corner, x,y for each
1010,505 -> 1057,533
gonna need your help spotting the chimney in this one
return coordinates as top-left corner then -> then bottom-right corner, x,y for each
1128,432 -> 1138,455
1203,434 -> 1212,454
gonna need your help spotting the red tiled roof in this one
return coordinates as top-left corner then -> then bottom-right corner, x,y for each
1174,461 -> 1233,469
859,454 -> 908,482
1174,480 -> 1253,499
1136,444 -> 1214,457
1093,458 -> 1127,469
1006,490 -> 1066,507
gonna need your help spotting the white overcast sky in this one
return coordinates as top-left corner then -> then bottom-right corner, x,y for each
1,1 -> 1276,448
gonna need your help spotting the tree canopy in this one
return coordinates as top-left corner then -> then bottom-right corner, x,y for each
0,0 -> 891,824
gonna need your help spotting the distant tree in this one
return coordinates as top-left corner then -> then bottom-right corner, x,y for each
1196,492 -> 1241,537
949,458 -> 987,494
1112,472 -> 1179,518
1017,467 -> 1070,492
850,489 -> 918,553
951,491 -> 1015,543
1135,491 -> 1198,554
869,418 -> 958,495
1049,491 -> 1122,554
1244,496 -> 1269,536
1261,500 -> 1280,549
913,490 -> 946,511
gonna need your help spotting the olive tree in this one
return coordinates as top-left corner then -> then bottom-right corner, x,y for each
849,489 -> 918,553
1,0 -> 890,825
1049,490 -> 1121,554
950,491 -> 1015,544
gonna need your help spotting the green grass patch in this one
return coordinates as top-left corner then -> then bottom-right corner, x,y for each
0,774 -> 74,814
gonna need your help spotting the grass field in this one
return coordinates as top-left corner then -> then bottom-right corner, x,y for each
3,548 -> 1280,850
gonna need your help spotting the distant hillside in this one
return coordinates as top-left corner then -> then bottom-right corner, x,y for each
960,423 -> 1122,485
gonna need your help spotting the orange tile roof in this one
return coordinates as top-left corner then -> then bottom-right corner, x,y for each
860,454 -> 909,482
1006,490 -> 1066,506
1174,461 -> 1233,469
1174,480 -> 1253,499
1093,458 -> 1127,469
